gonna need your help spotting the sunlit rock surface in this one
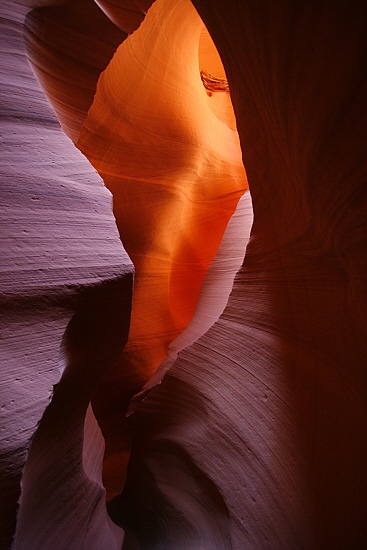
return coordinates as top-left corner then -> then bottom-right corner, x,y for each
1,0 -> 367,549
116,1 -> 367,549
77,0 -> 247,487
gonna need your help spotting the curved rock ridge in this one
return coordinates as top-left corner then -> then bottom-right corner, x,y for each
13,279 -> 133,549
3,0 -> 366,548
1,1 -> 133,547
78,0 -> 247,384
2,0 -> 249,544
24,0 -> 127,142
128,190 -> 253,414
76,0 -> 248,489
114,1 -> 367,548
94,0 -> 146,33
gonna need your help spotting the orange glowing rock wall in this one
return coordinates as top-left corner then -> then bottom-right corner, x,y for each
23,2 -> 247,484
2,0 -> 248,546
76,0 -> 247,474
116,1 -> 367,548
1,0 -> 367,549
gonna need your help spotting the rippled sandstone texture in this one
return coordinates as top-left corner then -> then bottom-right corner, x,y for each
1,0 -> 367,549
2,0 -> 247,546
23,0 -> 248,502
76,0 -> 247,484
116,2 -> 367,549
1,1 -> 132,548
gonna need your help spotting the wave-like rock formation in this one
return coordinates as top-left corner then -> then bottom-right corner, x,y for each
23,0 -> 127,142
115,1 -> 367,548
1,1 -> 132,547
1,0 -> 367,549
76,0 -> 247,492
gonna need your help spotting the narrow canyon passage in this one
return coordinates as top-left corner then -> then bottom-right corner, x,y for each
76,0 -> 248,492
1,0 -> 367,549
6,0 -> 250,547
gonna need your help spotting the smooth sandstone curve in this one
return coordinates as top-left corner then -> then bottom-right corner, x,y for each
1,1 -> 133,547
77,0 -> 247,486
116,1 -> 367,548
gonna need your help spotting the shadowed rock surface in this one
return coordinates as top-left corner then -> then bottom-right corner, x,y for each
1,2 -> 132,547
1,0 -> 367,549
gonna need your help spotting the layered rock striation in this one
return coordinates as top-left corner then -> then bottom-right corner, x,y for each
1,1 -> 132,547
117,1 -> 367,548
1,0 -> 367,549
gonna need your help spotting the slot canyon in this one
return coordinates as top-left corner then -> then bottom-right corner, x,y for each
1,0 -> 366,548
